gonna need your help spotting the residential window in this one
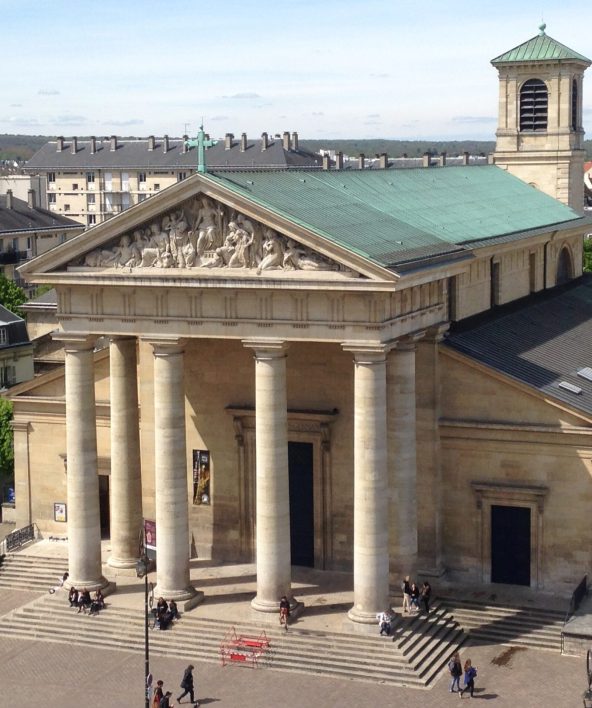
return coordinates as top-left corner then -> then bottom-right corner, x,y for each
121,172 -> 129,191
48,172 -> 56,183
86,172 -> 95,183
520,79 -> 548,132
87,194 -> 96,205
0,330 -> 8,345
138,172 -> 147,182
48,194 -> 56,204
87,215 -> 97,226
64,204 -> 70,211
138,194 -> 147,203
154,183 -> 160,191
72,183 -> 78,190
178,172 -> 187,181
26,237 -> 31,250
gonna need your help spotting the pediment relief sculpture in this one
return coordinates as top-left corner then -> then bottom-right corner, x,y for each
74,196 -> 360,277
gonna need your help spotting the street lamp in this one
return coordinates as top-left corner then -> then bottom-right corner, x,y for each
136,546 -> 152,708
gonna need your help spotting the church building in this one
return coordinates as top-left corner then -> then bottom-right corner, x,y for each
9,27 -> 592,623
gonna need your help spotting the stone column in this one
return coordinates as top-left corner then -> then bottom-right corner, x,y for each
108,337 -> 143,569
343,343 -> 389,623
57,333 -> 107,590
387,334 -> 423,579
243,339 -> 292,613
416,324 -> 449,577
12,420 -> 31,529
149,338 -> 196,601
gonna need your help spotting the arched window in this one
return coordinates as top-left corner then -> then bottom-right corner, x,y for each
571,78 -> 578,131
556,247 -> 573,285
520,79 -> 548,131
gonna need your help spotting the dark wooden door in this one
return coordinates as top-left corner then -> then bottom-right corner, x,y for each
98,475 -> 110,539
491,505 -> 531,586
288,442 -> 314,567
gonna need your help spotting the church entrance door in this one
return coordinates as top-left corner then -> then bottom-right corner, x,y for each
98,475 -> 110,539
491,505 -> 530,586
288,441 -> 314,567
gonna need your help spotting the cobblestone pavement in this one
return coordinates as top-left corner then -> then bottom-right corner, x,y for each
0,634 -> 584,707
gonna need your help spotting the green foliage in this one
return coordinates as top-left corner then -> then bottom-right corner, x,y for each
0,275 -> 26,317
584,238 -> 592,273
0,398 -> 14,492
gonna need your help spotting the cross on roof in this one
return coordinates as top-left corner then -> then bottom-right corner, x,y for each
185,125 -> 217,174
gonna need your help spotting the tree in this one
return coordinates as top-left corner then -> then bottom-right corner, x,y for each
584,238 -> 592,273
0,398 -> 14,501
0,275 -> 26,316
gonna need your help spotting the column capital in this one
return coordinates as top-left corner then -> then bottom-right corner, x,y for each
388,331 -> 426,352
11,419 -> 30,433
52,332 -> 96,352
143,336 -> 186,356
423,322 -> 450,343
242,338 -> 289,357
341,341 -> 388,363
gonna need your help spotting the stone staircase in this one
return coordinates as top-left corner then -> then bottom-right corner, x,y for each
0,588 -> 465,688
0,553 -> 67,592
439,597 -> 564,652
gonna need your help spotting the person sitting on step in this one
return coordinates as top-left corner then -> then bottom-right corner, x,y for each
89,588 -> 105,615
77,588 -> 91,614
68,586 -> 79,608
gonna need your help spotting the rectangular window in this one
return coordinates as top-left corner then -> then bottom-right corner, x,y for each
87,215 -> 96,226
154,183 -> 160,191
87,194 -> 96,205
122,193 -> 130,209
64,204 -> 70,211
72,183 -> 78,191
178,172 -> 187,181
138,172 -> 147,190
86,172 -> 95,183
121,172 -> 129,191
48,194 -> 56,204
0,330 -> 6,346
104,172 -> 112,191
138,194 -> 147,202
48,172 -> 56,183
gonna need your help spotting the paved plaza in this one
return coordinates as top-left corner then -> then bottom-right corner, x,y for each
0,631 -> 585,707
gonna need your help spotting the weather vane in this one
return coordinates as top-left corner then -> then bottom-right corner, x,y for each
185,122 -> 217,174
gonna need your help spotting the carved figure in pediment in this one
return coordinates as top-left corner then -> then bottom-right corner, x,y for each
205,226 -> 238,268
192,197 -> 223,259
283,239 -> 336,271
228,226 -> 255,268
256,229 -> 284,274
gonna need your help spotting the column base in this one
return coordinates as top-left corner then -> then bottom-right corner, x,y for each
347,606 -> 382,624
153,583 -> 200,605
64,576 -> 111,593
107,556 -> 141,570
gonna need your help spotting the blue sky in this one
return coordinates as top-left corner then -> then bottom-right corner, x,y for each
2,0 -> 590,140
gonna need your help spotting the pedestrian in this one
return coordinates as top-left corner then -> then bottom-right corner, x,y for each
420,581 -> 432,615
160,690 -> 174,708
402,575 -> 411,613
459,658 -> 477,698
279,595 -> 290,630
177,664 -> 197,705
410,582 -> 420,612
376,609 -> 393,636
152,679 -> 164,708
448,651 -> 462,693
49,571 -> 69,594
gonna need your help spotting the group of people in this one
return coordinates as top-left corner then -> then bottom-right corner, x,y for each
68,586 -> 105,615
153,597 -> 180,630
448,652 -> 478,698
402,576 -> 432,615
151,664 -> 198,707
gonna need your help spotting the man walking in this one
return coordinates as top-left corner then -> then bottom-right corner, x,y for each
402,576 -> 411,614
177,664 -> 197,705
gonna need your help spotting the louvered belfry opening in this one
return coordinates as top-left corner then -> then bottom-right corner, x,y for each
571,78 -> 578,131
520,78 -> 548,131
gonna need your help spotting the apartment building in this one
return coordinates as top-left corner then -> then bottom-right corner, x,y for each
25,132 -> 320,226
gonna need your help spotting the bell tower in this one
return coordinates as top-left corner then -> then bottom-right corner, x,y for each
492,24 -> 590,211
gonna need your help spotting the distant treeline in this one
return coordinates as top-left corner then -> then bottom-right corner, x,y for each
3,134 -> 592,163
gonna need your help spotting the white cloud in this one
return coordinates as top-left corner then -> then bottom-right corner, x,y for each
38,89 -> 60,96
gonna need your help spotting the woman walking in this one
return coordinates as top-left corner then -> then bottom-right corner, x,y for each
459,658 -> 477,698
448,652 -> 462,693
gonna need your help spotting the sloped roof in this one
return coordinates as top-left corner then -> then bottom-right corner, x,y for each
0,195 -> 80,233
445,275 -> 592,417
205,167 -> 584,268
492,30 -> 590,65
25,137 -> 321,171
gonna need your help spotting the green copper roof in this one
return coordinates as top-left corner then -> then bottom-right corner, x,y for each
205,167 -> 582,269
492,29 -> 590,65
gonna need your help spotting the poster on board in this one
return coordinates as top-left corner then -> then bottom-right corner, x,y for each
192,449 -> 210,505
54,502 -> 67,522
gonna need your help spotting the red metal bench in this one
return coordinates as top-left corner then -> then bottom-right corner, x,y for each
220,627 -> 271,668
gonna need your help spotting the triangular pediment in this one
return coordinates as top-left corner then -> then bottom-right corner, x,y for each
20,174 -> 396,283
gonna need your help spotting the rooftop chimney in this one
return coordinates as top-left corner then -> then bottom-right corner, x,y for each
70,136 -> 78,154
90,136 -> 97,155
462,151 -> 470,166
379,153 -> 388,169
282,131 -> 291,151
335,151 -> 343,170
56,136 -> 64,152
291,132 -> 299,151
182,134 -> 189,154
488,153 -> 495,165
439,151 -> 447,167
148,135 -> 155,151
163,135 -> 169,153
27,189 -> 36,209
422,152 -> 431,168
261,132 -> 269,151
358,154 -> 365,170
225,133 -> 234,150
240,133 -> 248,152
322,154 -> 331,170
5,190 -> 13,209
110,135 -> 117,152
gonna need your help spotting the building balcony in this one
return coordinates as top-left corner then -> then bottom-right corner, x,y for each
0,250 -> 29,265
